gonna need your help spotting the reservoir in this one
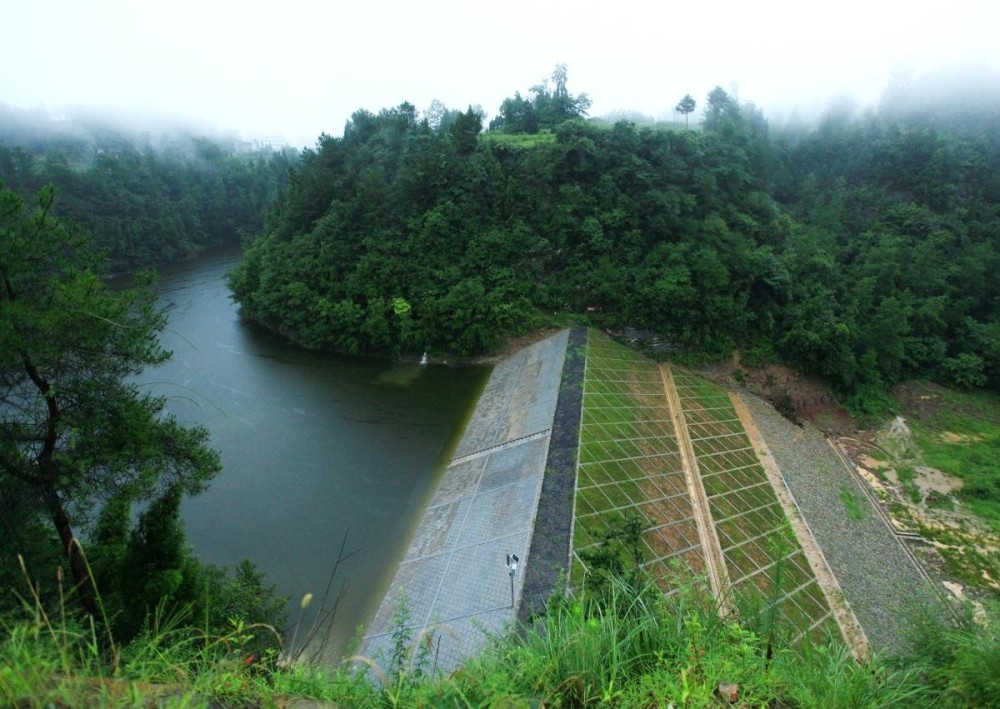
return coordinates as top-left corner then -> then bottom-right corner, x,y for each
140,246 -> 489,659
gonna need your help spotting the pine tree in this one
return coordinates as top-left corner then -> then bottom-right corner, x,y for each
0,184 -> 221,619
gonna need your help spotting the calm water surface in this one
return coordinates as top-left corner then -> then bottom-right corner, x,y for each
141,246 -> 489,658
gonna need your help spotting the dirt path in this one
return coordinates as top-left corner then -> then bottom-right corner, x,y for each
731,393 -> 870,659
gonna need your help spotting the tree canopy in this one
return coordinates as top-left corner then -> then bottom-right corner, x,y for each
675,94 -> 697,128
228,75 -> 1000,410
489,64 -> 592,134
0,108 -> 295,270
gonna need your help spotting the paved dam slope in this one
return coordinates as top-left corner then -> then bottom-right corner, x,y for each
361,330 -> 569,672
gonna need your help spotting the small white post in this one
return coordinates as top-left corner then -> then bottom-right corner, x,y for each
506,553 -> 519,608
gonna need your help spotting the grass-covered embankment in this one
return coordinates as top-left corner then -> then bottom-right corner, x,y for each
572,331 -> 836,645
670,371 -> 839,643
908,386 -> 1000,532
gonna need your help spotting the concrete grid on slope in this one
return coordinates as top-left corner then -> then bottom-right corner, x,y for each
360,330 -> 569,673
572,331 -> 708,590
570,333 -> 859,652
670,371 -> 842,645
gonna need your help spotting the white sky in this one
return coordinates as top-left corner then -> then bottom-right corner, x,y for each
3,0 -> 999,147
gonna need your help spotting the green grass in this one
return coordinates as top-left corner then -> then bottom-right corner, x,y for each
574,332 -> 692,588
9,341 -> 1000,706
384,576 -> 933,708
910,405 -> 1000,532
670,365 -> 836,634
932,386 -> 1000,423
4,413 -> 997,709
480,130 -> 558,149
839,485 -> 867,522
9,576 -> 995,708
0,601 -> 290,708
577,332 -> 834,640
878,385 -> 1000,592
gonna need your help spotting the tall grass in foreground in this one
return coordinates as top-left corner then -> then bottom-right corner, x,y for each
903,597 -> 1000,708
0,554 -> 284,708
340,576 -> 928,708
5,567 -> 998,707
0,596 -> 289,708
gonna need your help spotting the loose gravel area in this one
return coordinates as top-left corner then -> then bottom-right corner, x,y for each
741,393 -> 937,654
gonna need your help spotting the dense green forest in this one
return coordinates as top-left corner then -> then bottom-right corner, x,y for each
228,69 -> 1000,413
0,105 -> 295,269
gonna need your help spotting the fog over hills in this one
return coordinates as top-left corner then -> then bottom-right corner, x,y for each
3,0 -> 998,146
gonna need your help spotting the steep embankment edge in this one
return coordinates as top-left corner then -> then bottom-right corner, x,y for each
518,327 -> 587,621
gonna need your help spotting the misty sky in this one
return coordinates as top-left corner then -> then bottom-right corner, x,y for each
4,0 -> 999,147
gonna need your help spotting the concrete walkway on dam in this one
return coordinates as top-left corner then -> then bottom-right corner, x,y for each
360,329 -> 569,673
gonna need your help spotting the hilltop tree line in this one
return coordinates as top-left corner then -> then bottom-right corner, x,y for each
488,63 -> 593,133
229,69 -> 1000,412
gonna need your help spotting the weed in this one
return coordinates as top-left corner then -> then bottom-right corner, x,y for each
281,529 -> 359,665
925,491 -> 955,511
905,483 -> 924,504
839,485 -> 866,522
896,462 -> 916,484
578,512 -> 652,593
0,558 -> 283,708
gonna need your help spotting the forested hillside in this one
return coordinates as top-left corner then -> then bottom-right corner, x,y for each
229,71 -> 1000,411
0,105 -> 295,269
772,72 -> 1000,406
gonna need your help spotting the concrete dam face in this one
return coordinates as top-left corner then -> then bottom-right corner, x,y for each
362,328 -> 930,671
